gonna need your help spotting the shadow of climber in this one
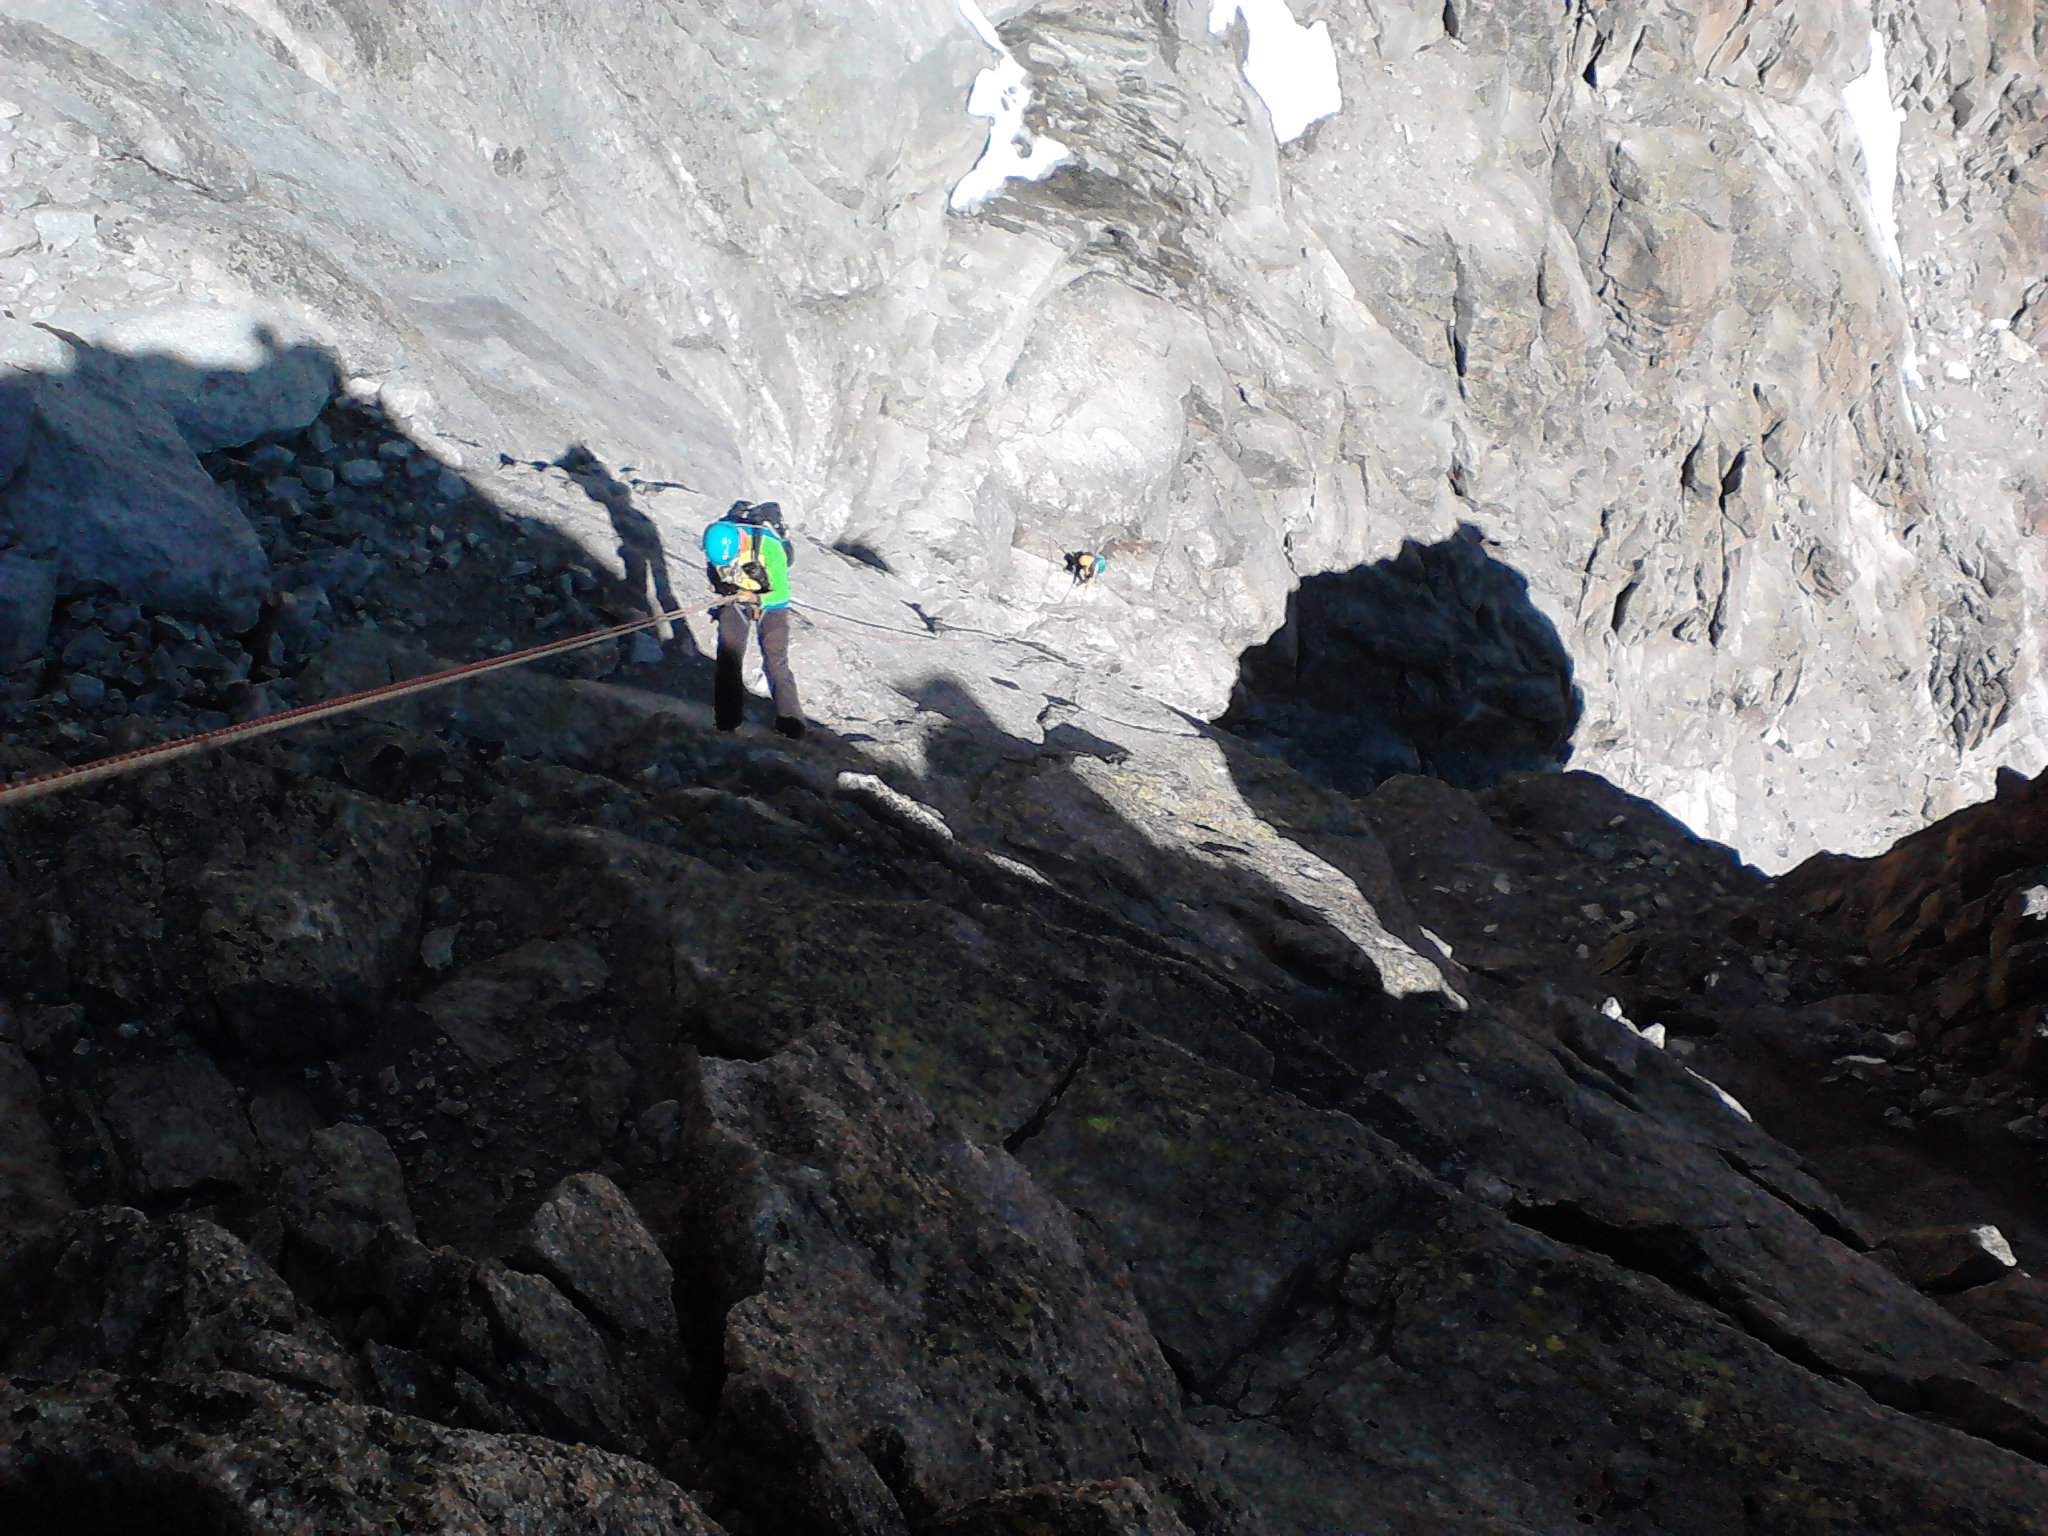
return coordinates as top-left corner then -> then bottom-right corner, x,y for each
556,445 -> 681,646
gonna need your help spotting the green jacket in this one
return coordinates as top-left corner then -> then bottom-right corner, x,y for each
703,518 -> 793,610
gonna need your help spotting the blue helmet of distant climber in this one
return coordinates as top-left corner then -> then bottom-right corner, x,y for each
1065,550 -> 1107,585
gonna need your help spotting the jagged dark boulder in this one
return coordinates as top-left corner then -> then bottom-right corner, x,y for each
516,1172 -> 678,1349
0,1371 -> 724,1536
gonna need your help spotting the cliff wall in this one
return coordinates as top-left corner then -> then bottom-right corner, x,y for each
4,1 -> 2046,865
8,6 -> 2048,1532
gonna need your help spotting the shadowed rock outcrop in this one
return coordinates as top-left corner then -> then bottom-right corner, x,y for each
1219,525 -> 1581,794
0,1370 -> 725,1536
0,314 -> 331,627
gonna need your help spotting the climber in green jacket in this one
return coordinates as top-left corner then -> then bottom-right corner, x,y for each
703,501 -> 803,739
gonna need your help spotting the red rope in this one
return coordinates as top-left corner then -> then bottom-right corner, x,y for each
0,601 -> 722,810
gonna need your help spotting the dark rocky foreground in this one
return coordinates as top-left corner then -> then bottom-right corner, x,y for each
10,0 -> 2048,1526
6,402 -> 2048,1530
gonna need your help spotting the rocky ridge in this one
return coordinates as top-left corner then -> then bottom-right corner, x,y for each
1,378 -> 2048,1530
6,2 -> 2048,1532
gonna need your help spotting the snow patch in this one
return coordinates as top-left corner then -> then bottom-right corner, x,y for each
1841,30 -> 1904,273
1209,0 -> 1343,145
950,0 -> 1071,213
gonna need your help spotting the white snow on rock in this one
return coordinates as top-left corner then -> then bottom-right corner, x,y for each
1209,0 -> 1343,145
950,0 -> 1072,213
1842,29 -> 1904,273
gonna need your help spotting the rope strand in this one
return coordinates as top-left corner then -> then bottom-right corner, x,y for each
2,587 -> 1089,811
0,601 -> 724,810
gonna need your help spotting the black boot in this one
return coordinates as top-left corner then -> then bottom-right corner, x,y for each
774,716 -> 805,741
714,650 -> 747,732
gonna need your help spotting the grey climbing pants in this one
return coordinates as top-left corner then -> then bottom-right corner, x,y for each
715,603 -> 802,729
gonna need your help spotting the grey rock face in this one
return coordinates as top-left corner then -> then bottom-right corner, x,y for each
0,1371 -> 724,1535
11,2 -> 2048,1529
0,1207 -> 351,1392
1014,1029 -> 1417,1385
0,349 -> 268,625
684,1025 -> 1235,1535
1944,1275 -> 2048,1361
517,1172 -> 677,1346
0,375 -> 30,485
928,1479 -> 1195,1536
6,0 -> 2044,864
8,626 -> 2048,1529
1886,1223 -> 2022,1294
476,1264 -> 633,1446
0,303 -> 325,628
23,771 -> 431,1059
0,1043 -> 72,1244
195,788 -> 433,1061
95,1045 -> 259,1196
1221,526 -> 1582,794
417,938 -> 610,1071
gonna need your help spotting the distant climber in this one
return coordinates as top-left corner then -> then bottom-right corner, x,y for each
1065,550 -> 1107,586
704,500 -> 804,739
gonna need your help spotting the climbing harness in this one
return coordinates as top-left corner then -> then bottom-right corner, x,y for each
0,600 -> 729,811
704,521 -> 776,598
